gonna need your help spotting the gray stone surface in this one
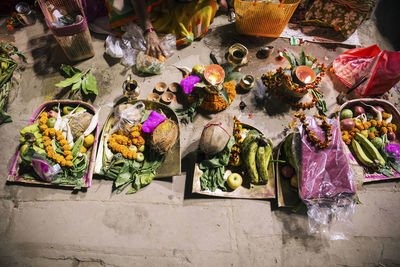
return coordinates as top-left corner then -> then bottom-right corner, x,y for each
0,10 -> 400,267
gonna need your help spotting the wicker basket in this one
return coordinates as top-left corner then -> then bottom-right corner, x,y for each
234,0 -> 300,37
38,0 -> 94,61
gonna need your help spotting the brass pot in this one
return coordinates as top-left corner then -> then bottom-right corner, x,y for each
227,43 -> 248,66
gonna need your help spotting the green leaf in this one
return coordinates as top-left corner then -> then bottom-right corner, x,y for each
224,71 -> 243,82
55,72 -> 83,88
313,67 -> 323,76
282,50 -> 297,68
219,86 -> 230,104
305,56 -> 314,68
378,165 -> 394,177
141,110 -> 152,123
61,64 -> 81,77
210,53 -> 219,65
71,79 -> 82,91
297,50 -> 306,66
85,73 -> 98,95
0,109 -> 12,125
126,185 -> 138,194
81,78 -> 88,94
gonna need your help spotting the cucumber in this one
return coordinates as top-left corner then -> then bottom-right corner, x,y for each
241,130 -> 260,152
256,144 -> 272,184
243,140 -> 259,184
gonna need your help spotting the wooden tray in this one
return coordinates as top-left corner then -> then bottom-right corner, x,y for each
339,98 -> 400,183
94,99 -> 181,178
7,100 -> 99,189
192,124 -> 275,199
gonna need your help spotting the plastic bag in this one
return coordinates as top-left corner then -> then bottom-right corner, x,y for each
112,102 -> 145,133
31,153 -> 62,182
104,22 -> 176,71
291,116 -> 356,239
333,45 -> 400,97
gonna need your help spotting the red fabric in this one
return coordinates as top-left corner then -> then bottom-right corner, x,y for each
333,45 -> 400,96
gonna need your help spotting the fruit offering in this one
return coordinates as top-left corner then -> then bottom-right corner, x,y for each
339,101 -> 400,177
15,103 -> 98,189
197,116 -> 274,195
100,102 -> 179,194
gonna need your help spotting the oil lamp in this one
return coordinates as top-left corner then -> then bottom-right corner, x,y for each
293,66 -> 316,85
203,64 -> 225,94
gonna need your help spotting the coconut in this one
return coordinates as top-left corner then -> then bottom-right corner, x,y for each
150,119 -> 178,154
199,114 -> 233,155
69,112 -> 93,139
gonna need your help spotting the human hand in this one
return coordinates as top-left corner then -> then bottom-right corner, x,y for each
145,31 -> 166,59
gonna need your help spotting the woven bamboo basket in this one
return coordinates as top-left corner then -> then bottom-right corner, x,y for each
38,0 -> 94,61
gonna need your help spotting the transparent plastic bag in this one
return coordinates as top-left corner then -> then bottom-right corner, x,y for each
31,153 -> 62,182
291,116 -> 356,239
111,102 -> 145,133
105,22 -> 176,70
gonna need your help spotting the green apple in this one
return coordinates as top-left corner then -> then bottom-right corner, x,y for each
129,145 -> 138,152
138,144 -> 145,152
136,152 -> 144,162
290,175 -> 298,188
227,173 -> 243,190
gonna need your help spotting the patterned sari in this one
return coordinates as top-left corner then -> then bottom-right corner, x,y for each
105,0 -> 218,46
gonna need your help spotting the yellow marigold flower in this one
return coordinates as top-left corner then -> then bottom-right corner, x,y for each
63,150 -> 72,156
44,140 -> 52,147
62,144 -> 71,151
49,128 -> 56,137
371,120 -> 377,127
66,161 -> 73,167
39,124 -> 48,131
65,155 -> 73,160
59,139 -> 68,146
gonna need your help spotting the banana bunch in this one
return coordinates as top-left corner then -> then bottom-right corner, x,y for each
241,131 -> 273,184
352,133 -> 385,168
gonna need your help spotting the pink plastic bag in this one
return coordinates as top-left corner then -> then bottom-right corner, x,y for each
333,45 -> 400,97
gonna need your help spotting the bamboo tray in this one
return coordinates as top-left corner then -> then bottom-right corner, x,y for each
94,99 -> 181,178
339,98 -> 400,183
7,100 -> 99,189
192,124 -> 276,199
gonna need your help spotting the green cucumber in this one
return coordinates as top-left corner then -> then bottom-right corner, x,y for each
243,140 -> 259,184
256,144 -> 272,184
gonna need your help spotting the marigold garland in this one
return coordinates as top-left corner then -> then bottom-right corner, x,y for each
261,65 -> 327,110
107,124 -> 145,160
229,116 -> 243,166
187,81 -> 236,112
295,112 -> 333,149
38,112 -> 73,167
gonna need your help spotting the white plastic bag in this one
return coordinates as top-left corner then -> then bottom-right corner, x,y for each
104,23 -> 176,71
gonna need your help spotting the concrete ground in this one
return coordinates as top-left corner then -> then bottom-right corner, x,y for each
0,11 -> 400,267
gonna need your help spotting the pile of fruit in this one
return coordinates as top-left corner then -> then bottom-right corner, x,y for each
339,103 -> 400,176
198,115 -> 273,192
17,104 -> 97,188
100,103 -> 178,194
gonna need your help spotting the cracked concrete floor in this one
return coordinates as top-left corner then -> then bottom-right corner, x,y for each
0,13 -> 400,267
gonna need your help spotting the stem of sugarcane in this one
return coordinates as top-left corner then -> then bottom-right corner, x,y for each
0,81 -> 11,109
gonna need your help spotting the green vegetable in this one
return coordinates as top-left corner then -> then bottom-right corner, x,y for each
55,65 -> 98,100
47,117 -> 56,128
256,141 -> 272,184
72,136 -> 84,158
20,123 -> 39,135
199,136 -> 235,192
243,140 -> 259,184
